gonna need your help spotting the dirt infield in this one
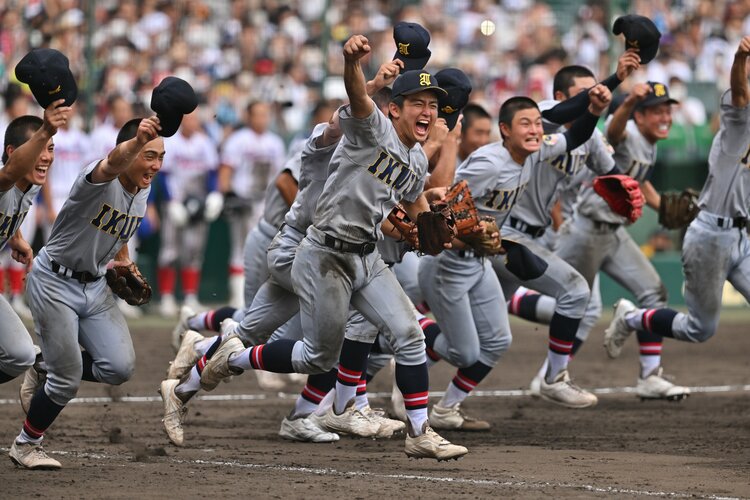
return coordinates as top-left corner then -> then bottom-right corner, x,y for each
0,312 -> 748,499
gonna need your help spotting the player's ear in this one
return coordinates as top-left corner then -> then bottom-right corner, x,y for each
499,121 -> 511,140
388,101 -> 401,120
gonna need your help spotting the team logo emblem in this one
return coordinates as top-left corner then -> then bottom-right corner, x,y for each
48,85 -> 61,95
653,83 -> 666,97
398,43 -> 410,56
542,134 -> 558,146
626,39 -> 639,49
419,73 -> 431,86
441,105 -> 457,114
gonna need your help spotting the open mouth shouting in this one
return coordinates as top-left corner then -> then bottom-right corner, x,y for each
415,119 -> 430,139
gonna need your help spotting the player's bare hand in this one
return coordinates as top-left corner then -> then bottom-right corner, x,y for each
626,82 -> 652,104
448,114 -> 463,139
737,36 -> 750,57
10,241 -> 33,267
343,35 -> 371,62
137,116 -> 161,144
587,84 -> 612,115
616,49 -> 641,80
370,59 -> 404,88
424,186 -> 447,202
42,99 -> 72,136
427,118 -> 449,145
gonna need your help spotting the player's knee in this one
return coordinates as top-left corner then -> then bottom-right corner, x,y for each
46,373 -> 82,405
683,319 -> 718,343
453,346 -> 481,368
481,331 -> 512,365
391,325 -> 425,363
98,357 -> 136,385
0,342 -> 36,377
638,283 -> 668,309
556,275 -> 590,316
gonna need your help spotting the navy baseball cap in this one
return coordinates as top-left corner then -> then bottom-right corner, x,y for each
635,81 -> 679,111
612,14 -> 661,64
435,68 -> 472,130
15,48 -> 77,108
391,70 -> 447,100
393,22 -> 431,74
150,76 -> 198,137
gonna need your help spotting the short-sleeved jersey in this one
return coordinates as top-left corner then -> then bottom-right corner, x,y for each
220,127 -> 285,200
49,126 -> 93,200
698,90 -> 750,218
45,161 -> 149,276
262,147 -> 302,228
313,104 -> 428,244
577,119 -> 656,223
0,183 -> 41,250
285,123 -> 338,232
162,131 -> 219,201
455,134 -> 569,227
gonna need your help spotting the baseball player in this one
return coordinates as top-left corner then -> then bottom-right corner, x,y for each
157,110 -> 221,315
196,36 -> 468,460
603,36 -> 750,374
0,103 -> 70,397
218,101 -> 286,309
9,116 -> 162,470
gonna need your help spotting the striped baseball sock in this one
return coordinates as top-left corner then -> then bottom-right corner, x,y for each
17,388 -> 65,444
635,308 -> 678,338
546,313 -> 579,381
439,362 -> 493,408
420,317 -> 442,366
189,307 -> 237,332
293,369 -> 336,418
174,335 -> 224,401
354,375 -> 369,410
333,339 -> 371,414
233,340 -> 296,373
395,362 -> 429,435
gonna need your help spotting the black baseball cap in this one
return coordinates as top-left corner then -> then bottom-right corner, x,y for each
391,70 -> 447,101
612,14 -> 661,64
635,81 -> 679,111
150,76 -> 198,137
15,48 -> 77,108
435,68 -> 472,130
393,22 -> 431,74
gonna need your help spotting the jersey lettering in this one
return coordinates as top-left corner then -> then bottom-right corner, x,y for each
550,153 -> 586,176
625,159 -> 651,181
90,203 -> 144,240
366,151 -> 417,192
0,211 -> 26,239
487,186 -> 524,212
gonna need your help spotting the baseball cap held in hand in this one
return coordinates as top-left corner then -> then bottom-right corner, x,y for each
15,48 -> 77,108
612,14 -> 661,64
150,76 -> 198,137
435,68 -> 472,130
393,22 -> 431,73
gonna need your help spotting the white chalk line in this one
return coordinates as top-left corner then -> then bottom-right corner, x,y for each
1,384 -> 749,405
0,447 -> 741,500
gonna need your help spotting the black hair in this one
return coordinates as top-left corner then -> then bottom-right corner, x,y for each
116,118 -> 143,145
372,87 -> 392,112
460,103 -> 491,133
3,83 -> 24,111
552,65 -> 595,98
3,115 -> 43,164
498,97 -> 538,139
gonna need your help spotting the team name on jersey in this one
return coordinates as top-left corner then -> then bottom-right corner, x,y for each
366,151 -> 418,193
624,159 -> 652,181
485,185 -> 526,212
90,203 -> 143,241
0,210 -> 28,239
549,152 -> 587,176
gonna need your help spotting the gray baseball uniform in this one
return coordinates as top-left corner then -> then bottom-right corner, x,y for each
0,184 -> 41,378
26,161 -> 146,405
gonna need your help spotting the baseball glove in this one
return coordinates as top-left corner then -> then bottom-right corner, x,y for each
106,262 -> 152,306
387,204 -> 419,249
417,202 -> 456,256
441,180 -> 479,237
460,216 -> 504,256
658,188 -> 700,229
592,174 -> 644,223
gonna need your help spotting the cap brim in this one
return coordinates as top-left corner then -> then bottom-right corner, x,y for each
397,85 -> 448,97
637,96 -> 679,110
393,53 -> 431,73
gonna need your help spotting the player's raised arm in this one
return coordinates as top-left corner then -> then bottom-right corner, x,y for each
92,116 -> 161,183
731,35 -> 750,108
558,84 -> 611,153
366,59 -> 403,97
343,35 -> 375,119
606,83 -> 650,145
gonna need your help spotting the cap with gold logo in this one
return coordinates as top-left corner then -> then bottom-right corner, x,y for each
15,48 -> 77,108
393,22 -> 431,74
635,81 -> 678,111
612,15 -> 661,64
435,68 -> 472,130
391,70 -> 447,100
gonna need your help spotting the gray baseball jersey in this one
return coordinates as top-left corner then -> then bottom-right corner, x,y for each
697,90 -> 750,217
313,104 -> 427,243
0,184 -> 41,250
576,119 -> 656,224
262,148 -> 302,228
45,161 -> 148,276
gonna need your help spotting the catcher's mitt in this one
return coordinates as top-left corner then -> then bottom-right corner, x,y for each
106,262 -> 152,306
658,188 -> 700,229
387,204 -> 419,249
417,202 -> 456,256
460,216 -> 504,256
592,174 -> 644,223
441,180 -> 479,236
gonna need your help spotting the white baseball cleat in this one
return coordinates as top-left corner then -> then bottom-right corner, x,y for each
318,400 -> 381,438
429,403 -> 490,431
20,345 -> 46,415
160,293 -> 179,318
9,441 -> 61,470
539,369 -> 598,409
636,367 -> 691,401
361,406 -> 406,438
603,299 -> 637,358
404,422 -> 468,461
279,414 -> 340,443
159,379 -> 187,446
199,335 -> 245,392
171,305 -> 197,353
167,329 -> 204,380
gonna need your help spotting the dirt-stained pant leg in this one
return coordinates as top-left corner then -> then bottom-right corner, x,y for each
241,219 -> 276,309
0,295 -> 35,378
555,215 -> 617,287
575,274 -> 602,342
392,251 -> 423,305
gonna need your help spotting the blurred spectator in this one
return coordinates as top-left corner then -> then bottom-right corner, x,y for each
641,228 -> 675,259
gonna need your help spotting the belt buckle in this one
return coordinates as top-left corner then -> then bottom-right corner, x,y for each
360,242 -> 375,256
